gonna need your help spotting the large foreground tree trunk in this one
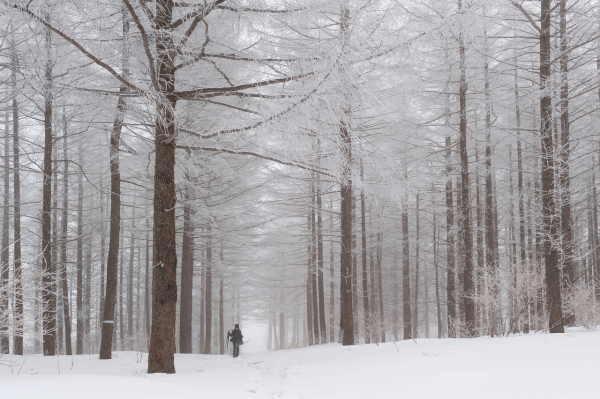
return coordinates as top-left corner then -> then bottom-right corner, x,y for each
540,0 -> 564,334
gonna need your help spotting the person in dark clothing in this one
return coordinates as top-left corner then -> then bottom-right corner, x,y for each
227,324 -> 244,358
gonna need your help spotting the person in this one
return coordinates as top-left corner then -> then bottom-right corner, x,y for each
227,324 -> 244,358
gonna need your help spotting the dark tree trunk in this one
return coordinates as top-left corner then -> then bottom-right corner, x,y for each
145,216 -> 150,343
148,0 -> 179,372
307,212 -> 314,346
12,50 -> 23,355
310,182 -> 320,343
329,196 -> 335,343
360,164 -> 369,344
42,17 -> 55,356
339,6 -> 354,346
376,231 -> 384,343
317,172 -> 327,343
540,0 -> 564,334
413,192 -> 420,339
204,225 -> 212,354
445,136 -> 456,338
199,255 -> 205,354
127,207 -> 135,343
475,144 -> 484,329
60,132 -> 72,355
458,1 -> 474,334
402,183 -> 412,340
559,0 -> 574,326
76,146 -> 84,355
179,179 -> 194,353
99,6 -> 128,359
1,112 -> 10,355
434,204 -> 442,338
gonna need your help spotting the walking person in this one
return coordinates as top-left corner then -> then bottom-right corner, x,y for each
227,324 -> 244,358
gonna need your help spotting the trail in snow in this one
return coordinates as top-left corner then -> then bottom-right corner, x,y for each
1,328 -> 599,399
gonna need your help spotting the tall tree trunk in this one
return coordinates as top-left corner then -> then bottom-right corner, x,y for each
475,143 -> 484,330
84,238 -> 91,352
458,0 -> 474,334
1,112 -> 10,355
377,231 -> 384,343
147,0 -> 179,373
41,12 -> 56,356
540,0 -> 564,334
76,144 -> 84,355
360,163 -> 369,344
199,253 -> 205,354
99,6 -> 128,359
317,171 -> 327,344
127,202 -> 135,344
310,182 -> 320,343
413,192 -> 420,339
204,224 -> 212,354
12,48 -> 23,355
559,0 -> 574,326
402,178 -> 412,340
329,196 -> 335,343
60,130 -> 72,355
433,194 -> 442,338
180,176 -> 194,353
339,5 -> 354,346
145,216 -> 150,344
515,59 -> 527,326
307,212 -> 314,346
445,136 -> 456,338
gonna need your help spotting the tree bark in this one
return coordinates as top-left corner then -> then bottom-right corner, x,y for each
402,175 -> 412,340
204,224 -> 212,354
148,0 -> 179,372
559,0 -> 574,326
458,0 -> 474,334
179,176 -> 194,353
99,5 -> 128,359
76,144 -> 84,355
317,171 -> 327,344
540,0 -> 564,334
42,15 -> 55,356
360,163 -> 369,344
12,48 -> 23,354
413,192 -> 420,339
0,112 -> 9,355
445,136 -> 456,338
59,129 -> 72,356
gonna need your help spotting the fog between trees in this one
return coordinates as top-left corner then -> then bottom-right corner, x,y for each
0,0 -> 599,373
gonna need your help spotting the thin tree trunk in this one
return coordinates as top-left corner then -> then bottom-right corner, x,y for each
317,171 -> 327,343
99,6 -> 127,359
0,112 -> 9,355
458,0 -> 474,334
307,212 -> 314,346
377,230 -> 384,343
360,163 -> 369,344
145,216 -> 150,344
204,224 -> 212,354
339,5 -> 354,346
403,174 -> 412,340
127,201 -> 135,344
413,192 -> 420,339
311,181 -> 320,343
41,12 -> 56,356
329,196 -> 335,343
445,136 -> 456,338
76,145 -> 84,355
60,130 -> 72,355
179,174 -> 194,353
559,0 -> 574,326
12,48 -> 23,354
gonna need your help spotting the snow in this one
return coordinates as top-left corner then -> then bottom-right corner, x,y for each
2,328 -> 599,399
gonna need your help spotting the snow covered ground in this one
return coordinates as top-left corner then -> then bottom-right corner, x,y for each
2,328 -> 599,399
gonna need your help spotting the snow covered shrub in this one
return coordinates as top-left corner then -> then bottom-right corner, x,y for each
563,286 -> 600,330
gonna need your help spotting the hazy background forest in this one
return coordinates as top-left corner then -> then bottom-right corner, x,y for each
0,0 -> 599,373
